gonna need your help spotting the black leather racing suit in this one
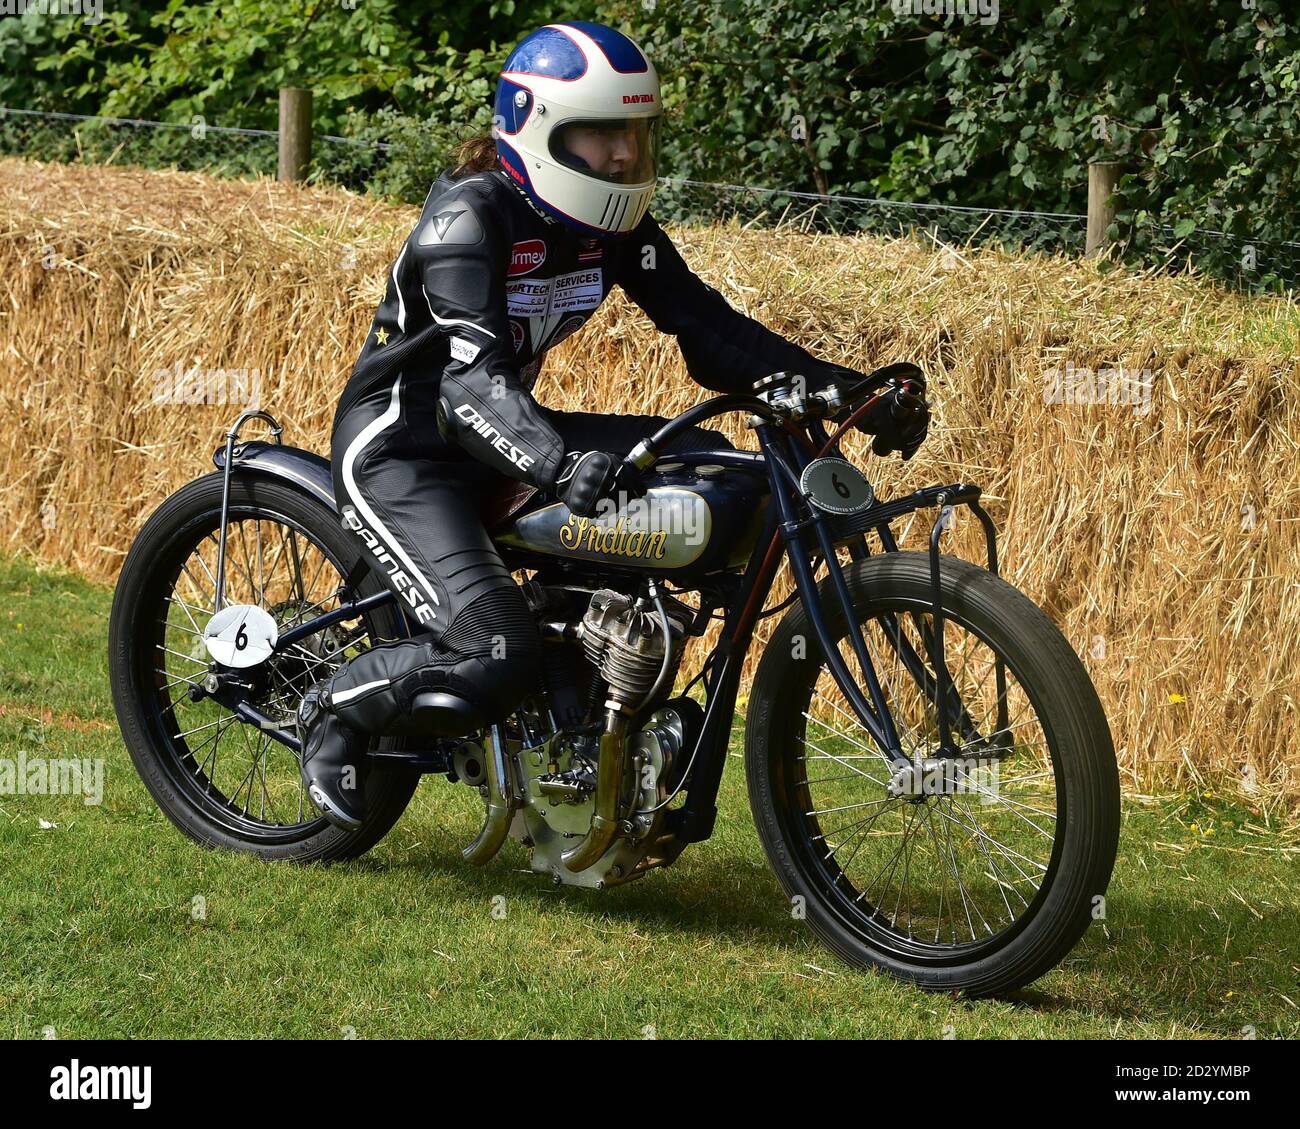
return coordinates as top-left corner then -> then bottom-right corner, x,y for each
320,165 -> 853,735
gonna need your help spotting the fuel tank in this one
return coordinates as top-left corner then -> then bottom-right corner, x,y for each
494,458 -> 769,576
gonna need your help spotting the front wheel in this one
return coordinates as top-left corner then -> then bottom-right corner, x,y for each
746,551 -> 1119,996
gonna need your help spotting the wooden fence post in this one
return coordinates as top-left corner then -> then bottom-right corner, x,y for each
277,88 -> 312,183
1086,161 -> 1122,257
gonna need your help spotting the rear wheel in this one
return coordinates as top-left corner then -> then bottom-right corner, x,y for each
108,472 -> 420,863
746,552 -> 1119,995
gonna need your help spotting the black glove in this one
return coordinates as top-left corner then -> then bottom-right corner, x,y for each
858,375 -> 930,461
554,450 -> 647,517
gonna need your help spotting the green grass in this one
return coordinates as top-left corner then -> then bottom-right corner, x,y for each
1,551 -> 1297,1040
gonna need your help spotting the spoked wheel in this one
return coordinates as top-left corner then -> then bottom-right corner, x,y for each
746,552 -> 1119,995
109,472 -> 420,862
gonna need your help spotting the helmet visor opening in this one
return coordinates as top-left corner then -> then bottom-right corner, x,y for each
550,117 -> 658,185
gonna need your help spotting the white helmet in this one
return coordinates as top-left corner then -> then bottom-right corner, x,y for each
493,21 -> 661,236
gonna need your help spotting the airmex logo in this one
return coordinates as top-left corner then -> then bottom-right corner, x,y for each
50,1060 -> 151,1109
509,238 -> 547,277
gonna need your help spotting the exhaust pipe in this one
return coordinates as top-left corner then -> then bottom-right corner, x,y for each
462,724 -> 516,865
562,710 -> 628,872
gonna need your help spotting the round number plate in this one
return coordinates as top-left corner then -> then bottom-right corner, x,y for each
799,457 -> 875,515
203,604 -> 279,668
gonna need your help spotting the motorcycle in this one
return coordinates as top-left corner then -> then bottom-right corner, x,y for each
108,364 -> 1119,995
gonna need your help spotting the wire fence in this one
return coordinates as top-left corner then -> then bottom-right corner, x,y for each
653,176 -> 1090,256
1124,222 -> 1300,294
3,106 -> 1296,292
654,178 -> 1300,291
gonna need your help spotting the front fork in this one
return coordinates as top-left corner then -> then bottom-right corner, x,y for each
755,424 -> 1007,765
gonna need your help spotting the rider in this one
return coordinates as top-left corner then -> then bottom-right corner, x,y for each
298,20 -> 929,830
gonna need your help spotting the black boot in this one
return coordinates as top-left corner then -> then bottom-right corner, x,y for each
297,681 -> 370,831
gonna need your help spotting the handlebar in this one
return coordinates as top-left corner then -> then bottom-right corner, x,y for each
793,362 -> 925,422
619,362 -> 926,479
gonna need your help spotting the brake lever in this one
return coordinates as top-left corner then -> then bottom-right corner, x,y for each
613,458 -> 650,501
835,363 -> 926,412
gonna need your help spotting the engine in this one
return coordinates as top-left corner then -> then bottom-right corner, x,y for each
490,583 -> 701,888
579,588 -> 688,713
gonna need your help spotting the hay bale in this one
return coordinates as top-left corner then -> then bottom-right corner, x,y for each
2,156 -> 1296,804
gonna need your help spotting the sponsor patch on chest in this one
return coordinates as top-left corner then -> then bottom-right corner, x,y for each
506,278 -> 551,317
552,268 -> 603,312
506,268 -> 604,317
509,239 -> 547,276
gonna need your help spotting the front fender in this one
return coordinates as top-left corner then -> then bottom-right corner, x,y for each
212,440 -> 337,511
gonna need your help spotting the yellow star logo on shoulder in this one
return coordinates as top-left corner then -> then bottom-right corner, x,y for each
374,327 -> 390,346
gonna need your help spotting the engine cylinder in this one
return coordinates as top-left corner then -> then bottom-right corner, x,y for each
579,590 -> 684,711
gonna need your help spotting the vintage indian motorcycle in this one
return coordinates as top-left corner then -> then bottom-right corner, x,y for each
108,365 -> 1120,995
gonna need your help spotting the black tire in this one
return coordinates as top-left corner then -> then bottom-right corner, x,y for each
109,471 -> 420,863
745,551 -> 1119,996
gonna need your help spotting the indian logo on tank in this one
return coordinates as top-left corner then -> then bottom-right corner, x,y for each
509,238 -> 547,277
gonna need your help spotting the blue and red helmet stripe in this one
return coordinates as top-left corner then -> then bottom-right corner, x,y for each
557,21 -> 648,74
494,138 -> 534,194
501,25 -> 588,80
